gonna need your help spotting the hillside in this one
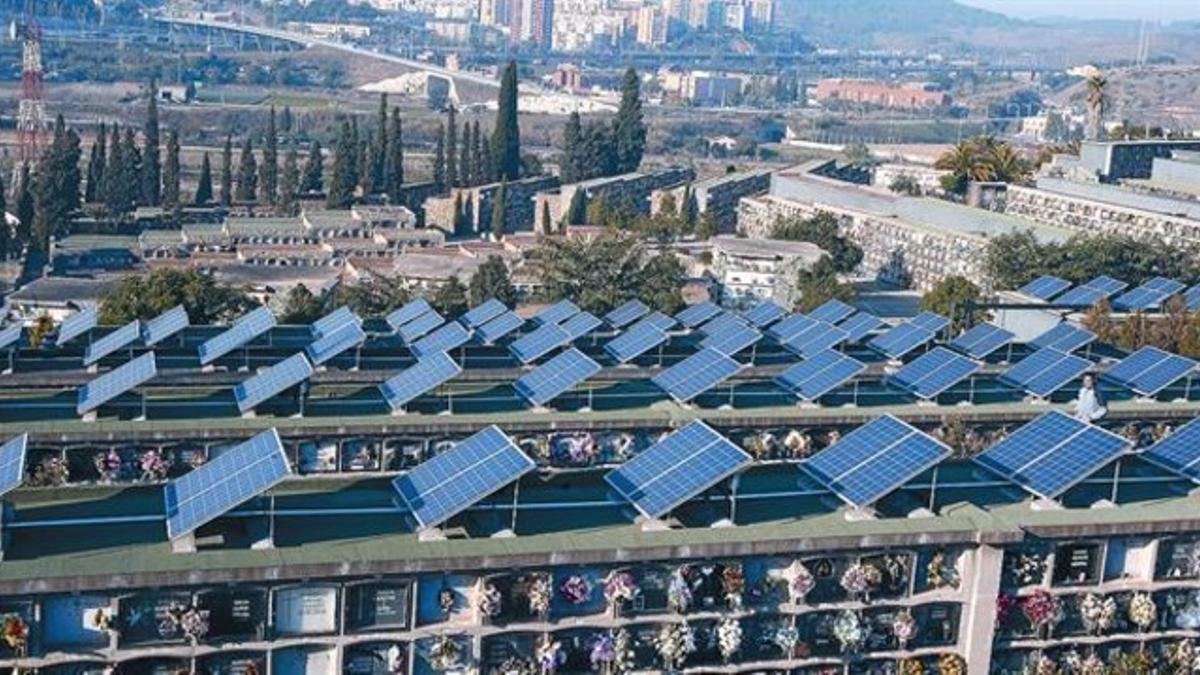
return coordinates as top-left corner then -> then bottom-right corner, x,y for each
777,0 -> 1018,44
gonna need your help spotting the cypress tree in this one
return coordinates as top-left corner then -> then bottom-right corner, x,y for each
302,140 -> 323,194
480,132 -> 494,185
143,82 -> 162,206
102,125 -> 124,214
357,135 -> 374,195
562,111 -> 582,183
32,117 -> 76,252
280,105 -> 294,134
326,120 -> 356,209
491,61 -> 521,181
433,124 -> 447,194
220,135 -> 233,207
446,105 -> 458,188
235,138 -> 258,203
452,192 -> 465,235
613,67 -> 647,173
459,121 -> 471,189
490,180 -> 507,241
682,185 -> 699,230
385,108 -> 404,203
260,106 -> 278,206
541,200 -> 552,233
373,93 -> 388,190
348,116 -> 360,190
565,188 -> 587,226
470,121 -> 483,188
15,164 -> 33,247
195,152 -> 213,206
86,123 -> 106,204
162,130 -> 181,209
280,148 -> 300,216
122,127 -> 142,208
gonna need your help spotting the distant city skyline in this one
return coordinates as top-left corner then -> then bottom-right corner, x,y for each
959,0 -> 1200,22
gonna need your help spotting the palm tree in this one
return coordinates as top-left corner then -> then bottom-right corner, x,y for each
988,143 -> 1031,184
1085,74 -> 1108,141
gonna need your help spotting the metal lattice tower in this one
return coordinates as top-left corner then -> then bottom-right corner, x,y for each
14,0 -> 45,174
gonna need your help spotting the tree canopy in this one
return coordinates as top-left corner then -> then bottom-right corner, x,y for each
99,269 -> 256,325
469,255 -> 517,307
984,231 -> 1200,291
920,276 -> 984,332
770,212 -> 863,274
533,233 -> 684,314
934,136 -> 1031,195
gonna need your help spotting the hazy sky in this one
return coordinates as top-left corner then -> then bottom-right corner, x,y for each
959,0 -> 1200,22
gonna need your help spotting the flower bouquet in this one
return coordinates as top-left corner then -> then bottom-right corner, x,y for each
716,618 -> 742,662
655,622 -> 696,670
1078,593 -> 1116,635
589,630 -> 635,674
667,567 -> 692,614
139,449 -> 172,481
1021,590 -> 1062,637
790,562 -> 815,604
937,653 -> 966,675
1127,592 -> 1157,632
602,570 -> 638,616
721,565 -> 745,610
926,549 -> 959,589
892,609 -> 917,648
558,574 -> 592,606
1,615 -> 28,654
1078,654 -> 1105,675
1010,552 -> 1047,586
528,573 -> 552,618
473,580 -> 502,621
832,610 -> 865,653
535,636 -> 565,674
772,625 -> 799,657
427,635 -> 462,672
840,563 -> 870,599
94,449 -> 123,482
438,587 -> 457,617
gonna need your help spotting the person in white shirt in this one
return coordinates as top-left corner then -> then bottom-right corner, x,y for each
1075,374 -> 1107,422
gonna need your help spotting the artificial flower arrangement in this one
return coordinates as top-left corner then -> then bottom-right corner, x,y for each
716,617 -> 742,662
936,653 -> 966,675
535,635 -> 565,673
721,564 -> 745,610
438,587 -> 457,617
790,562 -> 816,604
527,573 -> 552,618
1167,589 -> 1200,629
840,563 -> 879,600
891,609 -> 917,648
831,610 -> 865,653
772,625 -> 799,657
926,549 -> 959,590
1127,592 -> 1157,632
1,615 -> 28,654
160,603 -> 210,644
31,455 -> 69,487
667,566 -> 692,614
427,635 -> 462,672
473,579 -> 502,621
899,658 -> 925,675
655,622 -> 696,669
588,629 -> 634,674
1027,652 -> 1057,675
1078,593 -> 1117,635
139,449 -> 172,481
1166,638 -> 1200,672
1021,590 -> 1063,637
558,574 -> 592,606
94,449 -> 123,482
602,570 -> 639,616
1009,551 -> 1048,586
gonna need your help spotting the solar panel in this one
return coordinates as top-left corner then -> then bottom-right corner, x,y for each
460,299 -> 507,329
767,314 -> 820,344
776,350 -> 866,401
637,311 -> 678,332
1029,323 -> 1096,353
605,420 -> 750,518
233,353 -> 314,413
838,312 -> 886,343
514,348 -> 602,406
782,322 -> 849,359
949,323 -> 1016,359
809,299 -> 856,324
1140,418 -> 1200,483
398,310 -> 445,344
698,312 -> 744,337
605,322 -> 668,363
1056,275 -> 1129,306
311,306 -> 359,338
57,306 -> 98,346
392,425 -> 533,529
910,312 -> 950,333
1019,276 -> 1072,300
77,352 -> 157,415
1113,277 -> 1186,312
533,299 -> 580,326
889,347 -> 979,399
379,351 -> 462,411
999,348 -> 1092,398
1101,346 -> 1197,397
562,311 -> 602,340
0,324 -> 21,351
975,410 -> 1130,499
386,299 -> 434,333
803,415 -> 950,508
1146,277 -> 1186,295
1187,286 -> 1200,312
510,323 -> 571,364
651,348 -> 742,402
142,306 -> 189,347
604,299 -> 650,329
305,321 -> 366,366
199,307 -> 276,366
474,311 -> 524,345
700,321 -> 762,356
164,428 -> 291,539
83,320 -> 141,367
675,301 -> 723,329
1084,275 -> 1130,296
868,323 -> 936,359
0,433 -> 27,497
411,321 -> 471,358
742,300 -> 788,328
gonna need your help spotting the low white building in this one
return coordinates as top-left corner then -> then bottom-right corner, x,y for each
709,235 -> 826,308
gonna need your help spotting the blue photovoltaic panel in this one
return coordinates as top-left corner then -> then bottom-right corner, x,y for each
398,310 -> 445,344
460,299 -> 507,329
975,410 -> 1130,499
742,300 -> 788,328
475,311 -> 524,345
1101,346 -> 1197,397
0,324 -> 21,351
510,323 -> 571,364
57,306 -> 98,346
411,321 -> 471,359
675,301 -> 723,329
379,351 -> 461,411
83,320 -> 142,367
1085,275 -> 1130,296
768,313 -> 821,344
0,433 -> 27,497
803,415 -> 950,508
386,299 -> 434,333
838,312 -> 886,343
1113,277 -> 1186,312
776,350 -> 866,401
311,306 -> 359,338
1056,275 -> 1129,306
605,420 -> 750,518
889,347 -> 979,399
809,299 -> 856,325
233,353 -> 314,413
698,312 -> 744,338
782,322 -> 849,359
164,428 -> 290,539
142,306 -> 189,347
604,300 -> 650,329
534,299 -> 580,326
999,348 -> 1092,398
637,311 -> 677,332
199,307 -> 276,366
1029,323 -> 1096,353
514,348 -> 602,406
1019,276 -> 1072,300
1141,418 -> 1200,482
305,321 -> 366,366
910,312 -> 950,334
868,323 -> 936,359
651,348 -> 741,402
700,321 -> 761,356
1146,277 -> 1186,295
605,322 -> 668,363
949,323 -> 1016,359
77,352 -> 157,415
392,425 -> 534,529
562,311 -> 602,340
1186,286 -> 1200,312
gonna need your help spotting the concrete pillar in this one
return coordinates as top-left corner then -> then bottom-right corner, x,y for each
960,544 -> 1003,668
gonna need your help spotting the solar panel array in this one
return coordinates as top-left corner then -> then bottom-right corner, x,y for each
1188,286 -> 1200,312
652,348 -> 741,402
1000,348 -> 1092,398
411,321 -> 471,359
809,299 -> 856,325
776,350 -> 866,401
199,307 -> 276,366
604,299 -> 650,329
474,311 -> 524,345
0,324 -> 22,351
77,352 -> 158,415
1113,277 -> 1186,312
889,347 -> 979,399
605,322 -> 668,363
83,320 -> 141,367
305,322 -> 366,366
638,312 -> 678,332
803,415 -> 950,508
379,352 -> 462,411
781,322 -> 849,359
949,323 -> 1015,359
392,425 -> 534,529
57,306 -> 98,347
163,428 -> 291,539
514,348 -> 602,406
1055,275 -> 1129,306
459,299 -> 507,329
743,300 -> 787,328
142,306 -> 190,347
838,312 -> 886,343
534,299 -> 580,326
1019,275 -> 1072,300
676,301 -> 723,329
0,433 -> 28,497
386,299 -> 434,333
398,310 -> 445,344
700,320 -> 761,356
910,312 -> 950,334
868,322 -> 936,359
233,353 -> 314,413
605,421 -> 750,518
311,306 -> 359,338
510,323 -> 571,364
561,311 -> 602,340
698,312 -> 743,338
1029,323 -> 1096,353
1140,418 -> 1200,483
975,411 -> 1131,499
768,314 -> 820,344
1101,347 -> 1197,397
